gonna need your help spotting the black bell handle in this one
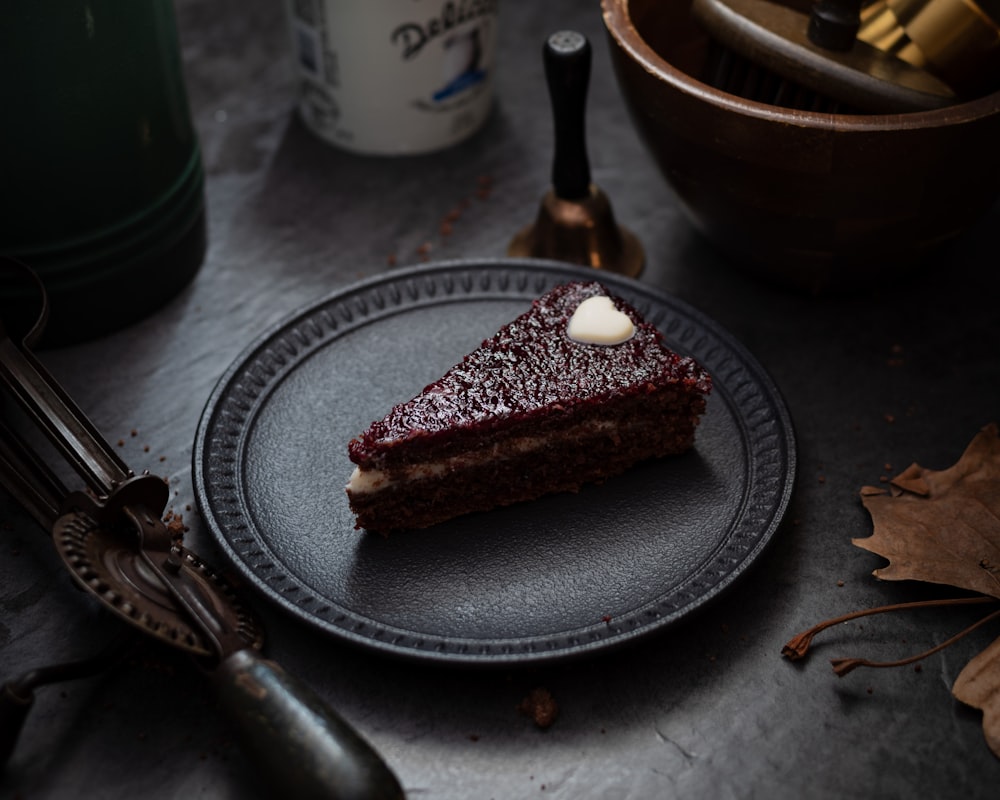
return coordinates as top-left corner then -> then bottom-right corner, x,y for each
544,30 -> 593,201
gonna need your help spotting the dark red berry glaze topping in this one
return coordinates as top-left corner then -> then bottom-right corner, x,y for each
348,282 -> 712,463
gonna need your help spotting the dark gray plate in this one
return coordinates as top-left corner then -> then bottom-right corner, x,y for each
193,259 -> 795,665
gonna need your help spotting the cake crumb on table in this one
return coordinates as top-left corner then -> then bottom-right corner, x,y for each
518,687 -> 558,729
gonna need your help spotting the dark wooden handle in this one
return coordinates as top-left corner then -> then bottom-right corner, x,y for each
544,30 -> 592,200
213,649 -> 404,800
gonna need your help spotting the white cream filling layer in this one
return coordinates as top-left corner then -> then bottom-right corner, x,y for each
346,420 -> 617,496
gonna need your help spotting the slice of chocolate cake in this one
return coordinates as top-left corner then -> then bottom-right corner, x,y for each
346,281 -> 712,533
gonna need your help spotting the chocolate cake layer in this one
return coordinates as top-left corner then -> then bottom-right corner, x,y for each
346,281 -> 711,533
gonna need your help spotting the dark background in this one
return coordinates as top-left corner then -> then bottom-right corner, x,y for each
3,1 -> 999,797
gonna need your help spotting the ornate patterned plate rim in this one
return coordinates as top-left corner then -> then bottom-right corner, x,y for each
193,258 -> 796,665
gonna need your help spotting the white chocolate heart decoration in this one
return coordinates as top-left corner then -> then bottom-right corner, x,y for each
567,296 -> 635,345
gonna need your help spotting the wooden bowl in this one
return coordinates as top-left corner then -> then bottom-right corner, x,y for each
601,0 -> 1000,292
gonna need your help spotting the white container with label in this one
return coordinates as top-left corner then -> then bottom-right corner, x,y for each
286,0 -> 498,156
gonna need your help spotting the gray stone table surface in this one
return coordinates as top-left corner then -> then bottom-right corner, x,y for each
3,1 -> 1000,798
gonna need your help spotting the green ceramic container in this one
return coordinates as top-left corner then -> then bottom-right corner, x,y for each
0,0 -> 206,345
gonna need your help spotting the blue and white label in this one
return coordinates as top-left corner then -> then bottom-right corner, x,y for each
288,0 -> 498,155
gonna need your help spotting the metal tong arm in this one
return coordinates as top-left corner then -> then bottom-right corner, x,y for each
101,502 -> 406,799
116,506 -> 405,798
0,327 -> 132,499
0,265 -> 405,799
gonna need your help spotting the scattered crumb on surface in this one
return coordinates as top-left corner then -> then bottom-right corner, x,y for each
163,510 -> 188,538
518,687 -> 558,730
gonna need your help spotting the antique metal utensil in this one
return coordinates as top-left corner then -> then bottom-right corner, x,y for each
0,258 -> 403,799
508,30 -> 644,277
857,0 -> 1000,98
691,0 -> 957,112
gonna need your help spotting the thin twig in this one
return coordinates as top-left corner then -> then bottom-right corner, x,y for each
781,596 -> 997,661
829,607 -> 1000,676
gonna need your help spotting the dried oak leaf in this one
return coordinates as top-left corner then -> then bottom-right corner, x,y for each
953,636 -> 1000,757
854,422 -> 1000,754
855,423 -> 1000,599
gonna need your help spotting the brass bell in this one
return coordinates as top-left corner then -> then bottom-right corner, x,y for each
508,30 -> 644,278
